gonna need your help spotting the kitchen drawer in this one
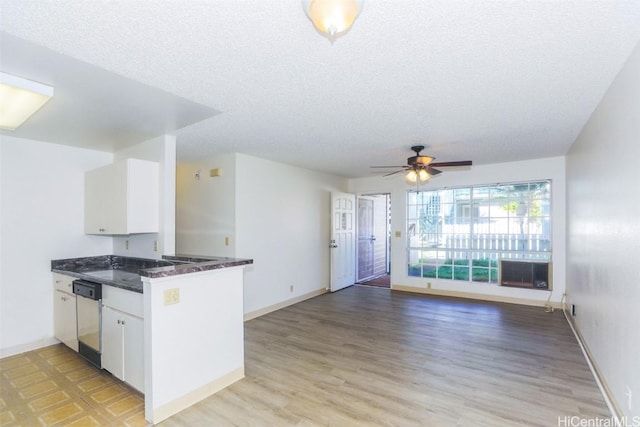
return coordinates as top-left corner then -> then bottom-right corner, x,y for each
53,273 -> 75,293
102,285 -> 143,318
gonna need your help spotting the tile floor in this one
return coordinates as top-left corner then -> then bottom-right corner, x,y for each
0,344 -> 146,426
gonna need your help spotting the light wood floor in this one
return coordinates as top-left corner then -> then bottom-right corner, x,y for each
162,286 -> 608,426
2,286 -> 609,426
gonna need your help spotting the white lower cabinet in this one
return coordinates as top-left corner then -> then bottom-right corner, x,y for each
102,287 -> 145,393
102,307 -> 124,379
102,306 -> 145,393
53,274 -> 78,352
122,313 -> 144,392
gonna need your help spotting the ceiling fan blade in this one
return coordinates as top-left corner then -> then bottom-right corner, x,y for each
370,165 -> 406,168
429,160 -> 472,167
425,167 -> 442,176
382,169 -> 406,177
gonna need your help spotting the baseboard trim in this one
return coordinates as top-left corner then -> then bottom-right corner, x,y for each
244,288 -> 328,321
150,366 -> 244,424
0,337 -> 60,359
392,285 -> 563,309
562,308 -> 620,420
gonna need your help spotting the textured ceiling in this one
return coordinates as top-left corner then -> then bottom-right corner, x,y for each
1,1 -> 639,178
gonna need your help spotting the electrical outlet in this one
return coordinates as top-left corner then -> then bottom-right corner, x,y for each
164,288 -> 180,305
395,231 -> 401,237
290,285 -> 294,292
225,237 -> 230,246
125,239 -> 129,250
427,282 -> 432,289
154,240 -> 158,252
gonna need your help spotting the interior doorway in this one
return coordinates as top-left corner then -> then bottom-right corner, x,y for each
356,194 -> 390,288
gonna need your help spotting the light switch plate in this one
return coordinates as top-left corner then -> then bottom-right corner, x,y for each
164,288 -> 180,305
395,231 -> 401,237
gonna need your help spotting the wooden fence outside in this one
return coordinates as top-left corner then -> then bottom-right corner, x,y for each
445,234 -> 550,260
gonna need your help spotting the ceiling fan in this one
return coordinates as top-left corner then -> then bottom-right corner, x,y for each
371,145 -> 472,183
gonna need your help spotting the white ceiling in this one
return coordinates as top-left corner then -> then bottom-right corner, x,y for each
1,1 -> 639,178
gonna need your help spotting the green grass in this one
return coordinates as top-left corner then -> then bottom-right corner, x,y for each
409,259 -> 498,282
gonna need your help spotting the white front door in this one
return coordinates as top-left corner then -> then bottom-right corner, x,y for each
330,192 -> 356,292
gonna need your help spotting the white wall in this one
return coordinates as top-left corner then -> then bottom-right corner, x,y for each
113,135 -> 177,258
349,156 -> 566,306
176,153 -> 348,316
0,136 -> 113,356
0,138 -> 3,346
235,154 -> 348,314
0,133 -> 176,356
566,42 -> 640,419
176,153 -> 236,257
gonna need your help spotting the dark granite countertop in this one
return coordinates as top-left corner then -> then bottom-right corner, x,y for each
51,254 -> 253,293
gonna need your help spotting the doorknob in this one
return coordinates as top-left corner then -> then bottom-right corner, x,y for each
371,235 -> 376,241
329,239 -> 338,248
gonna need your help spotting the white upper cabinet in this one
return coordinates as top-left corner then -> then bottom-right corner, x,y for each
85,158 -> 159,235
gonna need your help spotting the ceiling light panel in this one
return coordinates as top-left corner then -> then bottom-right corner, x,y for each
0,72 -> 54,131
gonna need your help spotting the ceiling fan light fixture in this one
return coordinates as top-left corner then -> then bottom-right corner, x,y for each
302,0 -> 363,41
418,169 -> 430,182
414,155 -> 434,166
405,168 -> 430,185
371,145 -> 472,185
405,169 -> 418,184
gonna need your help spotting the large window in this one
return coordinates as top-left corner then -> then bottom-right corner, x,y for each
407,180 -> 551,283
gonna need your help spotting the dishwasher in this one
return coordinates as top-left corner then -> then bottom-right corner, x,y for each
73,279 -> 102,368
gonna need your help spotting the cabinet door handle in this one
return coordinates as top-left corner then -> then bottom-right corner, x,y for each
61,296 -> 67,302
117,319 -> 121,324
121,320 -> 126,325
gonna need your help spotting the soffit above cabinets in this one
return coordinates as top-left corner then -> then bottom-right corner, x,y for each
0,33 -> 220,153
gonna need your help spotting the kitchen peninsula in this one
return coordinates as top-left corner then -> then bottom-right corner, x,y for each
51,254 -> 253,424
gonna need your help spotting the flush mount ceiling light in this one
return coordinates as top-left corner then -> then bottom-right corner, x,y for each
302,0 -> 364,42
0,72 -> 54,131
